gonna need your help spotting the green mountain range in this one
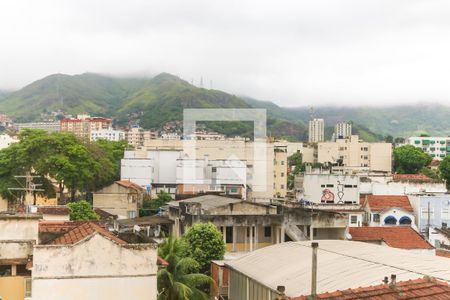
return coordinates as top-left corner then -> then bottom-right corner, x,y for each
1,72 -> 444,141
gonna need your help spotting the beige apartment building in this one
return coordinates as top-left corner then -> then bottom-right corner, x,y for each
143,138 -> 284,199
60,115 -> 112,140
125,127 -> 158,148
317,135 -> 392,173
273,145 -> 288,198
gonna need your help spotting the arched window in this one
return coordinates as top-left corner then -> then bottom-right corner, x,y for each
399,216 -> 412,225
384,216 -> 397,225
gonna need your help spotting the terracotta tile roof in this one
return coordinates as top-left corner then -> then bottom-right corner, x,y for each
393,173 -> 432,182
39,220 -> 87,233
430,160 -> 441,167
94,208 -> 118,220
349,227 -> 433,250
37,206 -> 70,215
292,277 -> 450,300
48,222 -> 126,245
365,195 -> 414,212
157,256 -> 169,267
115,180 -> 145,192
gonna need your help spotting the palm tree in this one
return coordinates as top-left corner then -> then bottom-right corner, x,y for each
157,236 -> 215,300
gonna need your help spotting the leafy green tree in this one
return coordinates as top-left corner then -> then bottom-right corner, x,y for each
140,191 -> 173,217
384,135 -> 394,143
439,156 -> 450,187
393,145 -> 432,174
287,152 -> 302,190
158,236 -> 213,300
181,223 -> 225,274
0,129 -> 127,202
67,200 -> 99,220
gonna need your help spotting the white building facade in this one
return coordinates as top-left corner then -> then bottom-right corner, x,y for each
408,136 -> 449,160
308,118 -> 324,143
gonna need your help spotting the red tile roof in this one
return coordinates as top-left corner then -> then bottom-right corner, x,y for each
39,220 -> 87,233
393,173 -> 432,182
364,195 -> 414,212
349,227 -> 433,250
116,180 -> 145,192
48,222 -> 126,245
292,277 -> 450,300
430,160 -> 441,167
157,256 -> 169,267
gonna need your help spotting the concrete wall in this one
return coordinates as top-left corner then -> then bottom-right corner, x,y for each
120,156 -> 153,187
361,182 -> 447,195
0,241 -> 34,261
0,218 -> 39,241
32,234 -> 157,300
302,173 -> 360,204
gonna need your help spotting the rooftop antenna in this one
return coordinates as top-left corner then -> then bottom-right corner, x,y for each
309,107 -> 315,121
57,74 -> 64,109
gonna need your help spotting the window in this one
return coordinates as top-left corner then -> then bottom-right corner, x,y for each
350,215 -> 358,224
264,226 -> 271,237
442,208 -> 450,220
421,207 -> 434,219
344,184 -> 353,188
127,211 -> 137,218
280,184 -> 285,189
281,172 -> 285,177
225,227 -> 233,243
326,184 -> 334,188
281,161 -> 285,165
372,213 -> 380,222
229,187 -> 238,194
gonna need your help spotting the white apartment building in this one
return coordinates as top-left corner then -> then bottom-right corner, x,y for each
333,121 -> 352,141
120,150 -> 181,197
176,157 -> 247,197
317,135 -> 392,173
408,136 -> 449,160
140,139 -> 280,199
90,128 -> 125,141
308,118 -> 324,143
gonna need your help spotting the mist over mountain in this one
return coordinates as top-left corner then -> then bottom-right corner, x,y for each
1,72 -> 446,140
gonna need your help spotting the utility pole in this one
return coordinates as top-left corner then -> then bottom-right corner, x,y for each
427,201 -> 431,240
8,173 -> 45,208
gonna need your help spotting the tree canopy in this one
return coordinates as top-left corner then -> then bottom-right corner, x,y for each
393,145 -> 432,174
157,236 -> 214,300
439,156 -> 450,187
140,191 -> 173,217
0,129 -> 128,202
181,223 -> 225,274
67,200 -> 99,221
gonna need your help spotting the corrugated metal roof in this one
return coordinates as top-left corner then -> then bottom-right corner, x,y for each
225,240 -> 450,297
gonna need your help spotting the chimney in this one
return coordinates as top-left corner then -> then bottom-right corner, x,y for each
389,274 -> 397,287
311,242 -> 319,297
275,286 -> 286,300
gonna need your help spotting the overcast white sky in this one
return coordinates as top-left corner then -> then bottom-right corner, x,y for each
1,0 -> 450,107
